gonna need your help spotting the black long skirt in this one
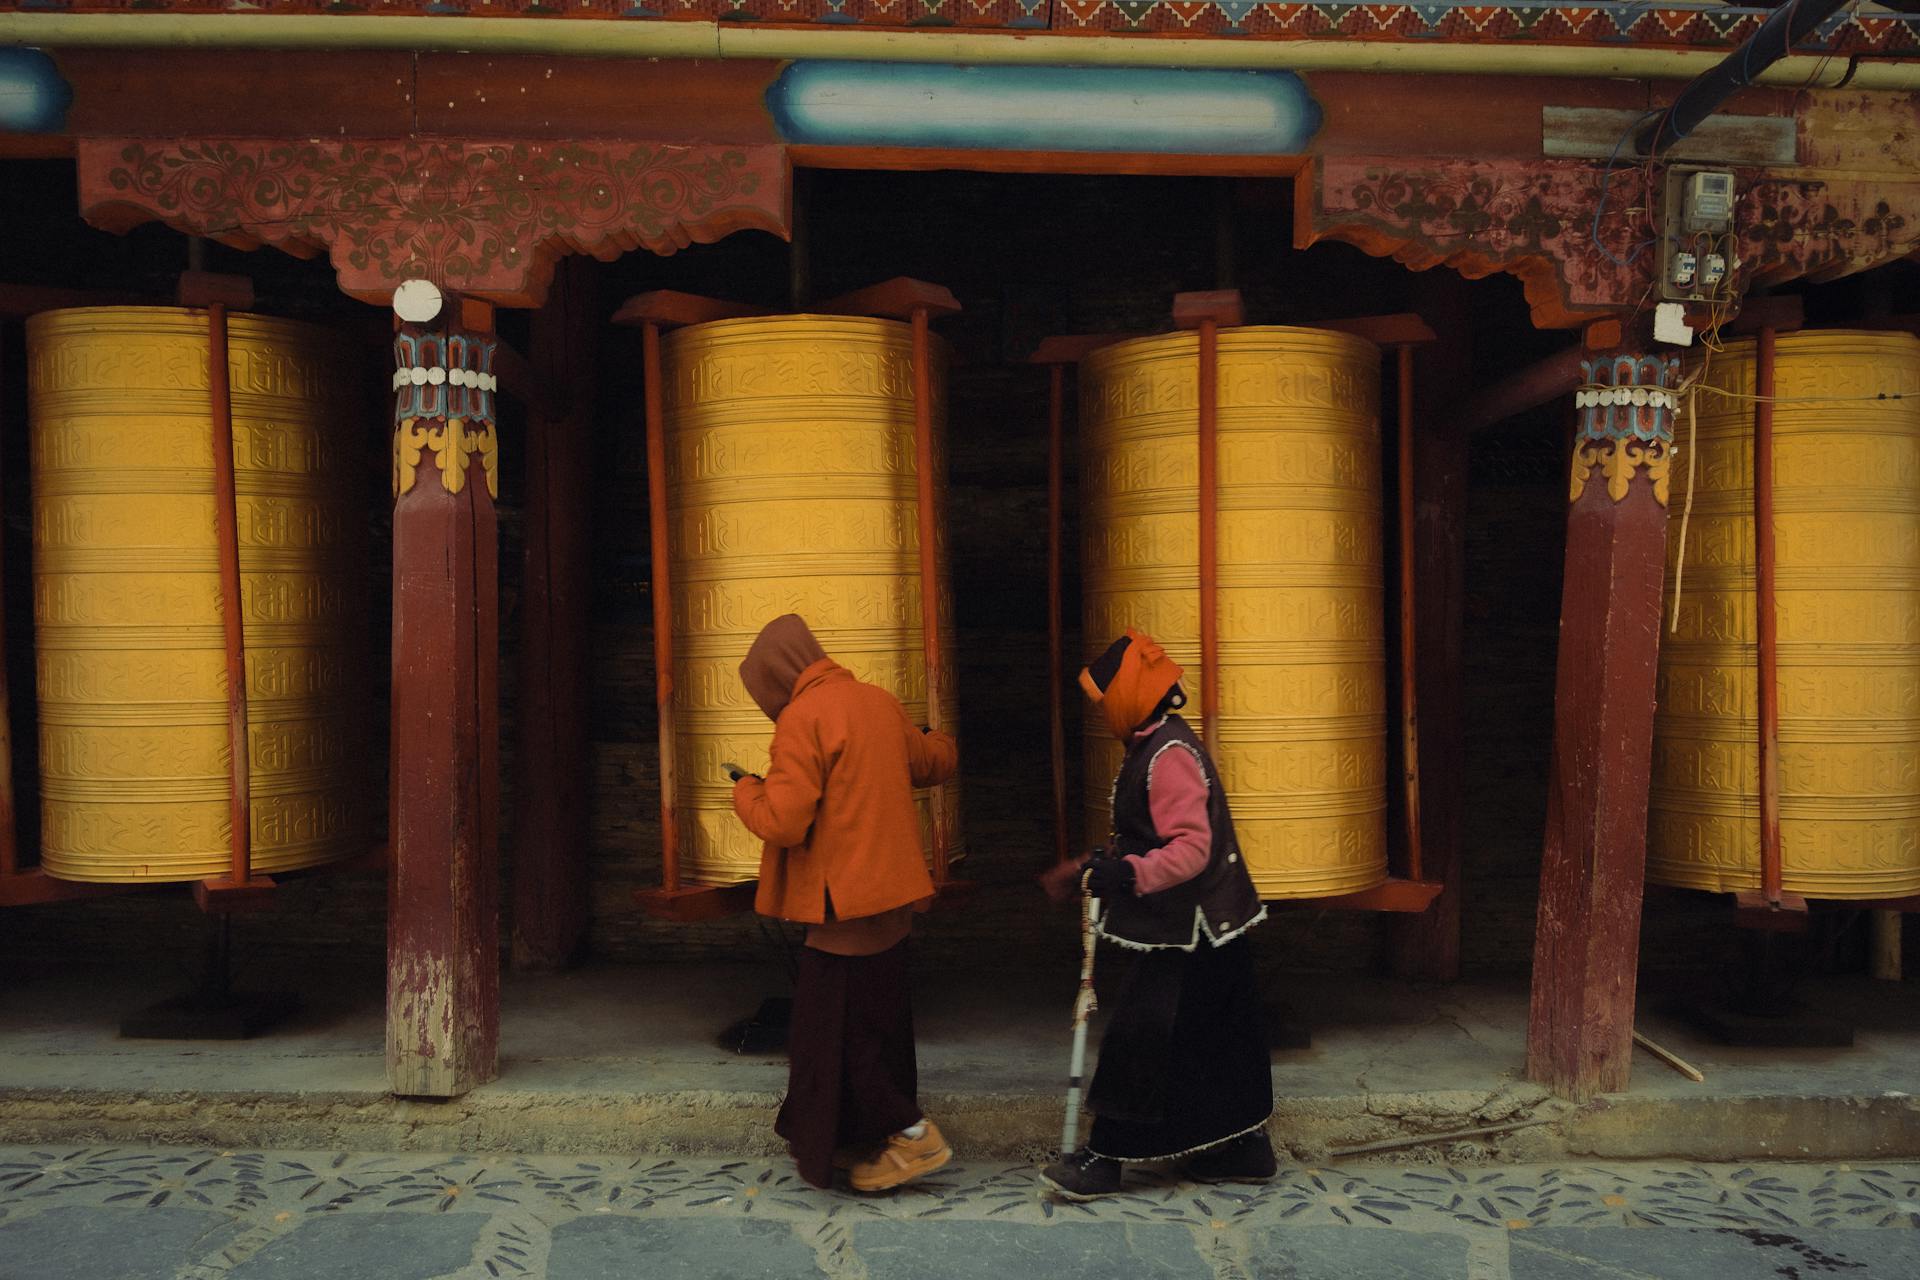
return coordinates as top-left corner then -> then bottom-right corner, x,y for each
1086,935 -> 1272,1161
775,940 -> 923,1189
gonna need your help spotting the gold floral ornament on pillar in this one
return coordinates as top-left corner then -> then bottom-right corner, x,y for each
1570,354 -> 1682,504
391,285 -> 501,499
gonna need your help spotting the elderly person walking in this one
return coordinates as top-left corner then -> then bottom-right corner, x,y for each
1041,628 -> 1275,1200
731,614 -> 960,1192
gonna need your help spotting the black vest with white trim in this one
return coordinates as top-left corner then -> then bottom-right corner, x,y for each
1098,714 -> 1265,950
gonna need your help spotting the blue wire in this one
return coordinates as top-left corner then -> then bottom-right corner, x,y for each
1592,109 -> 1665,270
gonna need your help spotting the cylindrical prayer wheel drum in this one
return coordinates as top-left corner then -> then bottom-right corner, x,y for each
662,315 -> 962,886
27,307 -> 365,883
1650,331 -> 1920,898
1080,327 -> 1387,899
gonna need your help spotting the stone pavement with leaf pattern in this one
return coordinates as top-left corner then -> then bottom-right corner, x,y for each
3,1146 -> 1919,1279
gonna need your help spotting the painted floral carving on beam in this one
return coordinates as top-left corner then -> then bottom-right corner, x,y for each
1741,179 -> 1920,287
77,139 -> 790,306
1303,155 -> 1654,329
1305,157 -> 1920,329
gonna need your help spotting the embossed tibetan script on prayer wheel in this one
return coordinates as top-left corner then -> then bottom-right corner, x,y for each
662,315 -> 963,886
1650,331 -> 1920,899
1079,327 -> 1388,899
26,307 -> 365,883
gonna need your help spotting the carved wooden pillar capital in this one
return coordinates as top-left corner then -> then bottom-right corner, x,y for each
1569,352 -> 1683,506
392,290 -> 502,504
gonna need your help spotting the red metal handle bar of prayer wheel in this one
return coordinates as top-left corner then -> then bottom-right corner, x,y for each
1047,363 -> 1069,867
1028,334 -> 1133,871
210,300 -> 253,890
910,306 -> 949,882
180,269 -> 270,908
1171,291 -> 1244,752
1755,325 -> 1783,907
817,281 -> 963,883
1396,344 -> 1424,886
642,319 -> 680,893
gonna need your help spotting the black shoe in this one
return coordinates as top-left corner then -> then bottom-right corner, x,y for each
1185,1131 -> 1278,1184
1040,1148 -> 1122,1201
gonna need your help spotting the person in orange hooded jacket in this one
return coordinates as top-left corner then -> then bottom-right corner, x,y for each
731,614 -> 960,1193
1040,629 -> 1275,1200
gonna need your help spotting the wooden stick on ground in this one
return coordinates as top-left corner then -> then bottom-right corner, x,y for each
1327,1117 -> 1552,1158
1633,1030 -> 1705,1083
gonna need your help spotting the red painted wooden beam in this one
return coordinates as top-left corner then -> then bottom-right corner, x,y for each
1301,878 -> 1446,914
1320,312 -> 1438,348
1027,333 -> 1132,366
1726,295 -> 1805,336
0,282 -> 160,318
816,278 -> 961,323
611,290 -> 766,330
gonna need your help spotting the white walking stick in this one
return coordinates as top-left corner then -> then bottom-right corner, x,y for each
1061,867 -> 1099,1155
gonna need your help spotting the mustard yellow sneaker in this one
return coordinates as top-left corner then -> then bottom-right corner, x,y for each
848,1120 -> 952,1192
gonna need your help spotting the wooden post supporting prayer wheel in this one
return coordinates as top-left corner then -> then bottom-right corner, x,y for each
614,290 -> 767,923
1172,291 -> 1244,752
1527,350 -> 1680,1100
1385,277 -> 1472,981
1753,325 -> 1785,908
183,270 -> 272,908
1030,332 -> 1129,869
1048,362 -> 1069,866
818,279 -> 963,884
511,257 -> 597,971
386,280 -> 503,1097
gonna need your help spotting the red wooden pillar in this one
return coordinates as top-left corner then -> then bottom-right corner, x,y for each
387,281 -> 503,1097
1526,349 -> 1681,1100
511,258 -> 596,971
1389,277 -> 1472,982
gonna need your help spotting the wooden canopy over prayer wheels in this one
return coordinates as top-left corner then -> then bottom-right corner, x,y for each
660,313 -> 963,887
1650,330 -> 1920,900
1078,326 -> 1389,900
26,306 -> 365,884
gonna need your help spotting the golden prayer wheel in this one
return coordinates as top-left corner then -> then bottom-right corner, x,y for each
1649,331 -> 1920,898
662,315 -> 963,886
26,307 -> 365,883
1079,327 -> 1388,899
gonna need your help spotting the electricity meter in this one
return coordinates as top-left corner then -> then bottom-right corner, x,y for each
1684,171 -> 1735,234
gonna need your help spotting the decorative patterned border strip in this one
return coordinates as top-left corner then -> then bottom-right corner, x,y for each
1051,1 -> 1920,52
2,1 -> 1916,54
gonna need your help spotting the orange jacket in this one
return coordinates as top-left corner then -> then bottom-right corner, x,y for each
733,657 -> 958,924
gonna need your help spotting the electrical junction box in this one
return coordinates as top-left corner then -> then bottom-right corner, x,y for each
1661,166 -> 1740,304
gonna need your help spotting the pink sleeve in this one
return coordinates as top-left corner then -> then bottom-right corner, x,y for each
1125,747 -> 1213,896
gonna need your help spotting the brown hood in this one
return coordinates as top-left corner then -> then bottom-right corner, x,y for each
740,614 -> 830,721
